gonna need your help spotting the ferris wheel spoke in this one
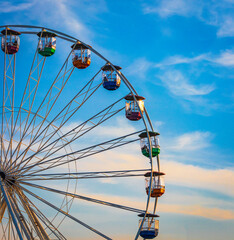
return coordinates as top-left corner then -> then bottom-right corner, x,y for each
13,56 -> 46,145
1,114 -> 13,164
0,198 -> 7,223
8,47 -> 75,168
1,51 -> 16,168
22,137 -> 137,176
15,187 -> 64,240
20,194 -> 67,240
19,181 -> 146,215
0,180 -> 23,240
6,190 -> 34,240
28,95 -> 123,161
9,69 -> 101,174
16,130 -> 141,176
32,77 -> 102,154
18,184 -> 112,240
28,104 -> 123,168
8,184 -> 50,240
32,209 -> 66,240
10,97 -> 125,175
11,64 -> 75,169
19,169 -> 150,181
0,136 -> 7,169
0,220 -> 8,240
29,71 -> 102,147
11,55 -> 46,139
3,31 -> 46,170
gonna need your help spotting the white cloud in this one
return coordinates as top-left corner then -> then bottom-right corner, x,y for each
30,0 -> 91,42
212,50 -> 234,66
155,54 -> 207,68
0,1 -> 34,12
117,55 -> 220,114
0,0 -> 107,43
74,182 -> 234,220
162,160 -> 234,197
217,16 -> 234,37
158,69 -> 215,97
153,121 -> 164,132
158,204 -> 234,220
125,57 -> 153,79
119,48 -> 234,114
143,0 -> 234,37
143,0 -> 201,18
167,131 -> 213,151
155,50 -> 234,68
65,124 -> 234,197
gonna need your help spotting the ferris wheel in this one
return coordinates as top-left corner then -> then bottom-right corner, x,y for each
0,25 -> 165,240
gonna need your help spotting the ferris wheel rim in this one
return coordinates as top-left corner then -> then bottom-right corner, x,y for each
0,24 -> 162,240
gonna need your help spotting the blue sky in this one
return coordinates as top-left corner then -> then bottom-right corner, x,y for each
0,0 -> 233,239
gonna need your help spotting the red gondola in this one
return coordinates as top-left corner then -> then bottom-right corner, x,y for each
1,28 -> 21,54
124,94 -> 145,121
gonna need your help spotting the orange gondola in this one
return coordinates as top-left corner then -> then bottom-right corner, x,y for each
71,41 -> 91,69
144,171 -> 165,198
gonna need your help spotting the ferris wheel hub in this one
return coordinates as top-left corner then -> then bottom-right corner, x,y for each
0,171 -> 6,180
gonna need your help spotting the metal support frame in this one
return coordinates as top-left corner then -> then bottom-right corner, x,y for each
20,181 -> 146,214
0,25 -> 163,240
19,184 -> 112,240
0,179 -> 23,240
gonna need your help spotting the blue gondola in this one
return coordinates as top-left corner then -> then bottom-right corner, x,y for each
138,213 -> 159,239
102,64 -> 122,90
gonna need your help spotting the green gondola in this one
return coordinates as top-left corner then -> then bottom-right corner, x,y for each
139,131 -> 160,157
37,31 -> 56,57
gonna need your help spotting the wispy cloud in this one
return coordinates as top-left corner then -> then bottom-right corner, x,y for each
213,50 -> 234,66
216,15 -> 234,37
66,123 -> 234,196
28,0 -> 91,42
158,69 -> 215,97
156,69 -> 218,115
159,204 -> 234,220
162,160 -> 234,197
155,54 -> 207,68
167,131 -> 213,151
125,48 -> 234,114
155,50 -> 234,68
75,185 -> 234,220
142,0 -> 234,37
0,0 -> 108,43
125,57 -> 153,79
142,0 -> 202,18
126,55 -> 220,114
0,1 -> 34,13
